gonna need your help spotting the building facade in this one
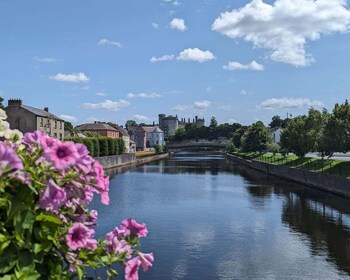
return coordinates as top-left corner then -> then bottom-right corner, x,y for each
271,127 -> 283,143
143,126 -> 165,147
5,99 -> 64,140
115,125 -> 131,153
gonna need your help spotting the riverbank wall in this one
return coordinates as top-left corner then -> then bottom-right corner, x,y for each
96,153 -> 169,169
226,153 -> 350,197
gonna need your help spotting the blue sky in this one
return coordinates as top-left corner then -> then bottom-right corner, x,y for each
1,0 -> 350,126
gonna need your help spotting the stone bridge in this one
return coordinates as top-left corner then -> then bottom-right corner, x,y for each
166,141 -> 228,151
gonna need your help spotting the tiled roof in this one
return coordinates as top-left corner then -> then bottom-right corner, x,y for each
75,123 -> 118,131
22,105 -> 64,121
142,126 -> 164,133
115,125 -> 130,136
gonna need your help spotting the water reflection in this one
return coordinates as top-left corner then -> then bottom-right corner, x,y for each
90,153 -> 350,279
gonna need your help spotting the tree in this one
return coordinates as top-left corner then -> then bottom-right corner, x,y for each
64,121 -> 73,131
125,120 -> 137,128
209,116 -> 218,129
241,121 -> 271,152
0,96 -> 4,109
269,115 -> 283,128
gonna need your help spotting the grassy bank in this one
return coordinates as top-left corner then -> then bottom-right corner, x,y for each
135,151 -> 156,157
232,152 -> 350,178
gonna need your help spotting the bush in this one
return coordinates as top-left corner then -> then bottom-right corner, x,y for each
117,138 -> 125,155
98,137 -> 109,157
227,143 -> 238,153
92,138 -> 100,157
154,144 -> 164,154
266,143 -> 281,155
107,137 -> 116,155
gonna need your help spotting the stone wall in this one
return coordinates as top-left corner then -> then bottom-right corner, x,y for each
96,153 -> 169,169
226,154 -> 350,197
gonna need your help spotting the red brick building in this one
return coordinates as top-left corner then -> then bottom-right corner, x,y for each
75,122 -> 120,138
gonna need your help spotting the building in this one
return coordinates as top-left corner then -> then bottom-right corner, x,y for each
143,126 -> 165,147
128,126 -> 147,151
75,122 -> 120,138
158,114 -> 205,137
5,99 -> 64,140
115,125 -> 131,153
271,127 -> 283,144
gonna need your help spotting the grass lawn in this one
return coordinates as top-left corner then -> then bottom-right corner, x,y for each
233,152 -> 350,178
135,151 -> 156,157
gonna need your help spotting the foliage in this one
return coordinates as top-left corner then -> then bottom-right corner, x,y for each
0,96 -> 5,109
107,137 -> 117,156
98,137 -> 109,157
64,121 -> 74,132
266,143 -> 281,155
154,144 -> 164,154
117,138 -> 125,154
209,117 -> 218,129
0,109 -> 153,279
241,121 -> 271,152
227,142 -> 238,153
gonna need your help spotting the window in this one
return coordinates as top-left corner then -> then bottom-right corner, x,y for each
60,122 -> 62,129
40,118 -> 43,127
54,133 -> 57,139
59,133 -> 63,140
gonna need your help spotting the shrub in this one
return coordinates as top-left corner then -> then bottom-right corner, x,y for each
154,144 -> 164,154
98,137 -> 109,157
107,137 -> 116,155
117,138 -> 125,155
0,109 -> 153,279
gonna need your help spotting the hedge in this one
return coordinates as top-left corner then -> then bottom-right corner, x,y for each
64,137 -> 124,157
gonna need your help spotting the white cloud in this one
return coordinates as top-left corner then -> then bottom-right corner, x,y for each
172,104 -> 190,111
134,114 -> 151,122
127,92 -> 161,99
50,72 -> 90,83
96,92 -> 107,96
170,18 -> 187,31
218,105 -> 233,112
212,0 -> 350,67
194,100 -> 211,110
150,54 -> 175,63
60,114 -> 77,123
224,60 -> 264,71
82,99 -> 130,111
260,98 -> 324,109
34,56 -> 59,63
152,22 -> 159,29
177,48 -> 215,63
240,90 -> 252,96
98,38 -> 122,48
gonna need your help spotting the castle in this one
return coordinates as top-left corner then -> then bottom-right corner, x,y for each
158,114 -> 205,137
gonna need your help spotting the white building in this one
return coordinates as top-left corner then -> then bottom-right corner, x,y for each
271,127 -> 283,143
143,126 -> 165,147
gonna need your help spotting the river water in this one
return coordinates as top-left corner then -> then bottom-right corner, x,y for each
90,152 -> 350,279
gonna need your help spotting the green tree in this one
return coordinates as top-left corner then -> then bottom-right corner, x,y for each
64,121 -> 73,131
269,115 -> 283,128
209,116 -> 218,129
241,121 -> 271,152
0,96 -> 4,109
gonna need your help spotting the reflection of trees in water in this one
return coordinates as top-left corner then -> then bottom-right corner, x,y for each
282,194 -> 350,275
233,162 -> 350,276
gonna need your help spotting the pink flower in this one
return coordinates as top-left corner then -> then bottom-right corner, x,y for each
40,179 -> 67,210
0,142 -> 23,175
121,218 -> 148,238
105,234 -> 132,255
125,257 -> 141,280
76,144 -> 93,173
44,141 -> 80,170
23,130 -> 44,146
66,223 -> 97,251
138,253 -> 154,272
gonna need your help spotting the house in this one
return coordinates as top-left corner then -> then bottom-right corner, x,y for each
271,127 -> 283,144
128,126 -> 147,151
75,122 -> 120,138
5,99 -> 65,140
115,125 -> 131,153
143,126 -> 165,147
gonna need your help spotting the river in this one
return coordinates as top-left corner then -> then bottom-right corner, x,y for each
90,152 -> 350,279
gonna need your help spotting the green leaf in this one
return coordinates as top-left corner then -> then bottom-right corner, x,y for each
36,214 -> 62,225
33,242 -> 52,254
0,234 -> 10,251
0,246 -> 17,274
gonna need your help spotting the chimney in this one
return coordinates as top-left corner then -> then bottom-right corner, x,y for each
8,99 -> 22,107
44,107 -> 49,112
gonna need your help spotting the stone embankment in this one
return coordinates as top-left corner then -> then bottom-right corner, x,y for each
96,153 -> 169,169
226,153 -> 350,197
